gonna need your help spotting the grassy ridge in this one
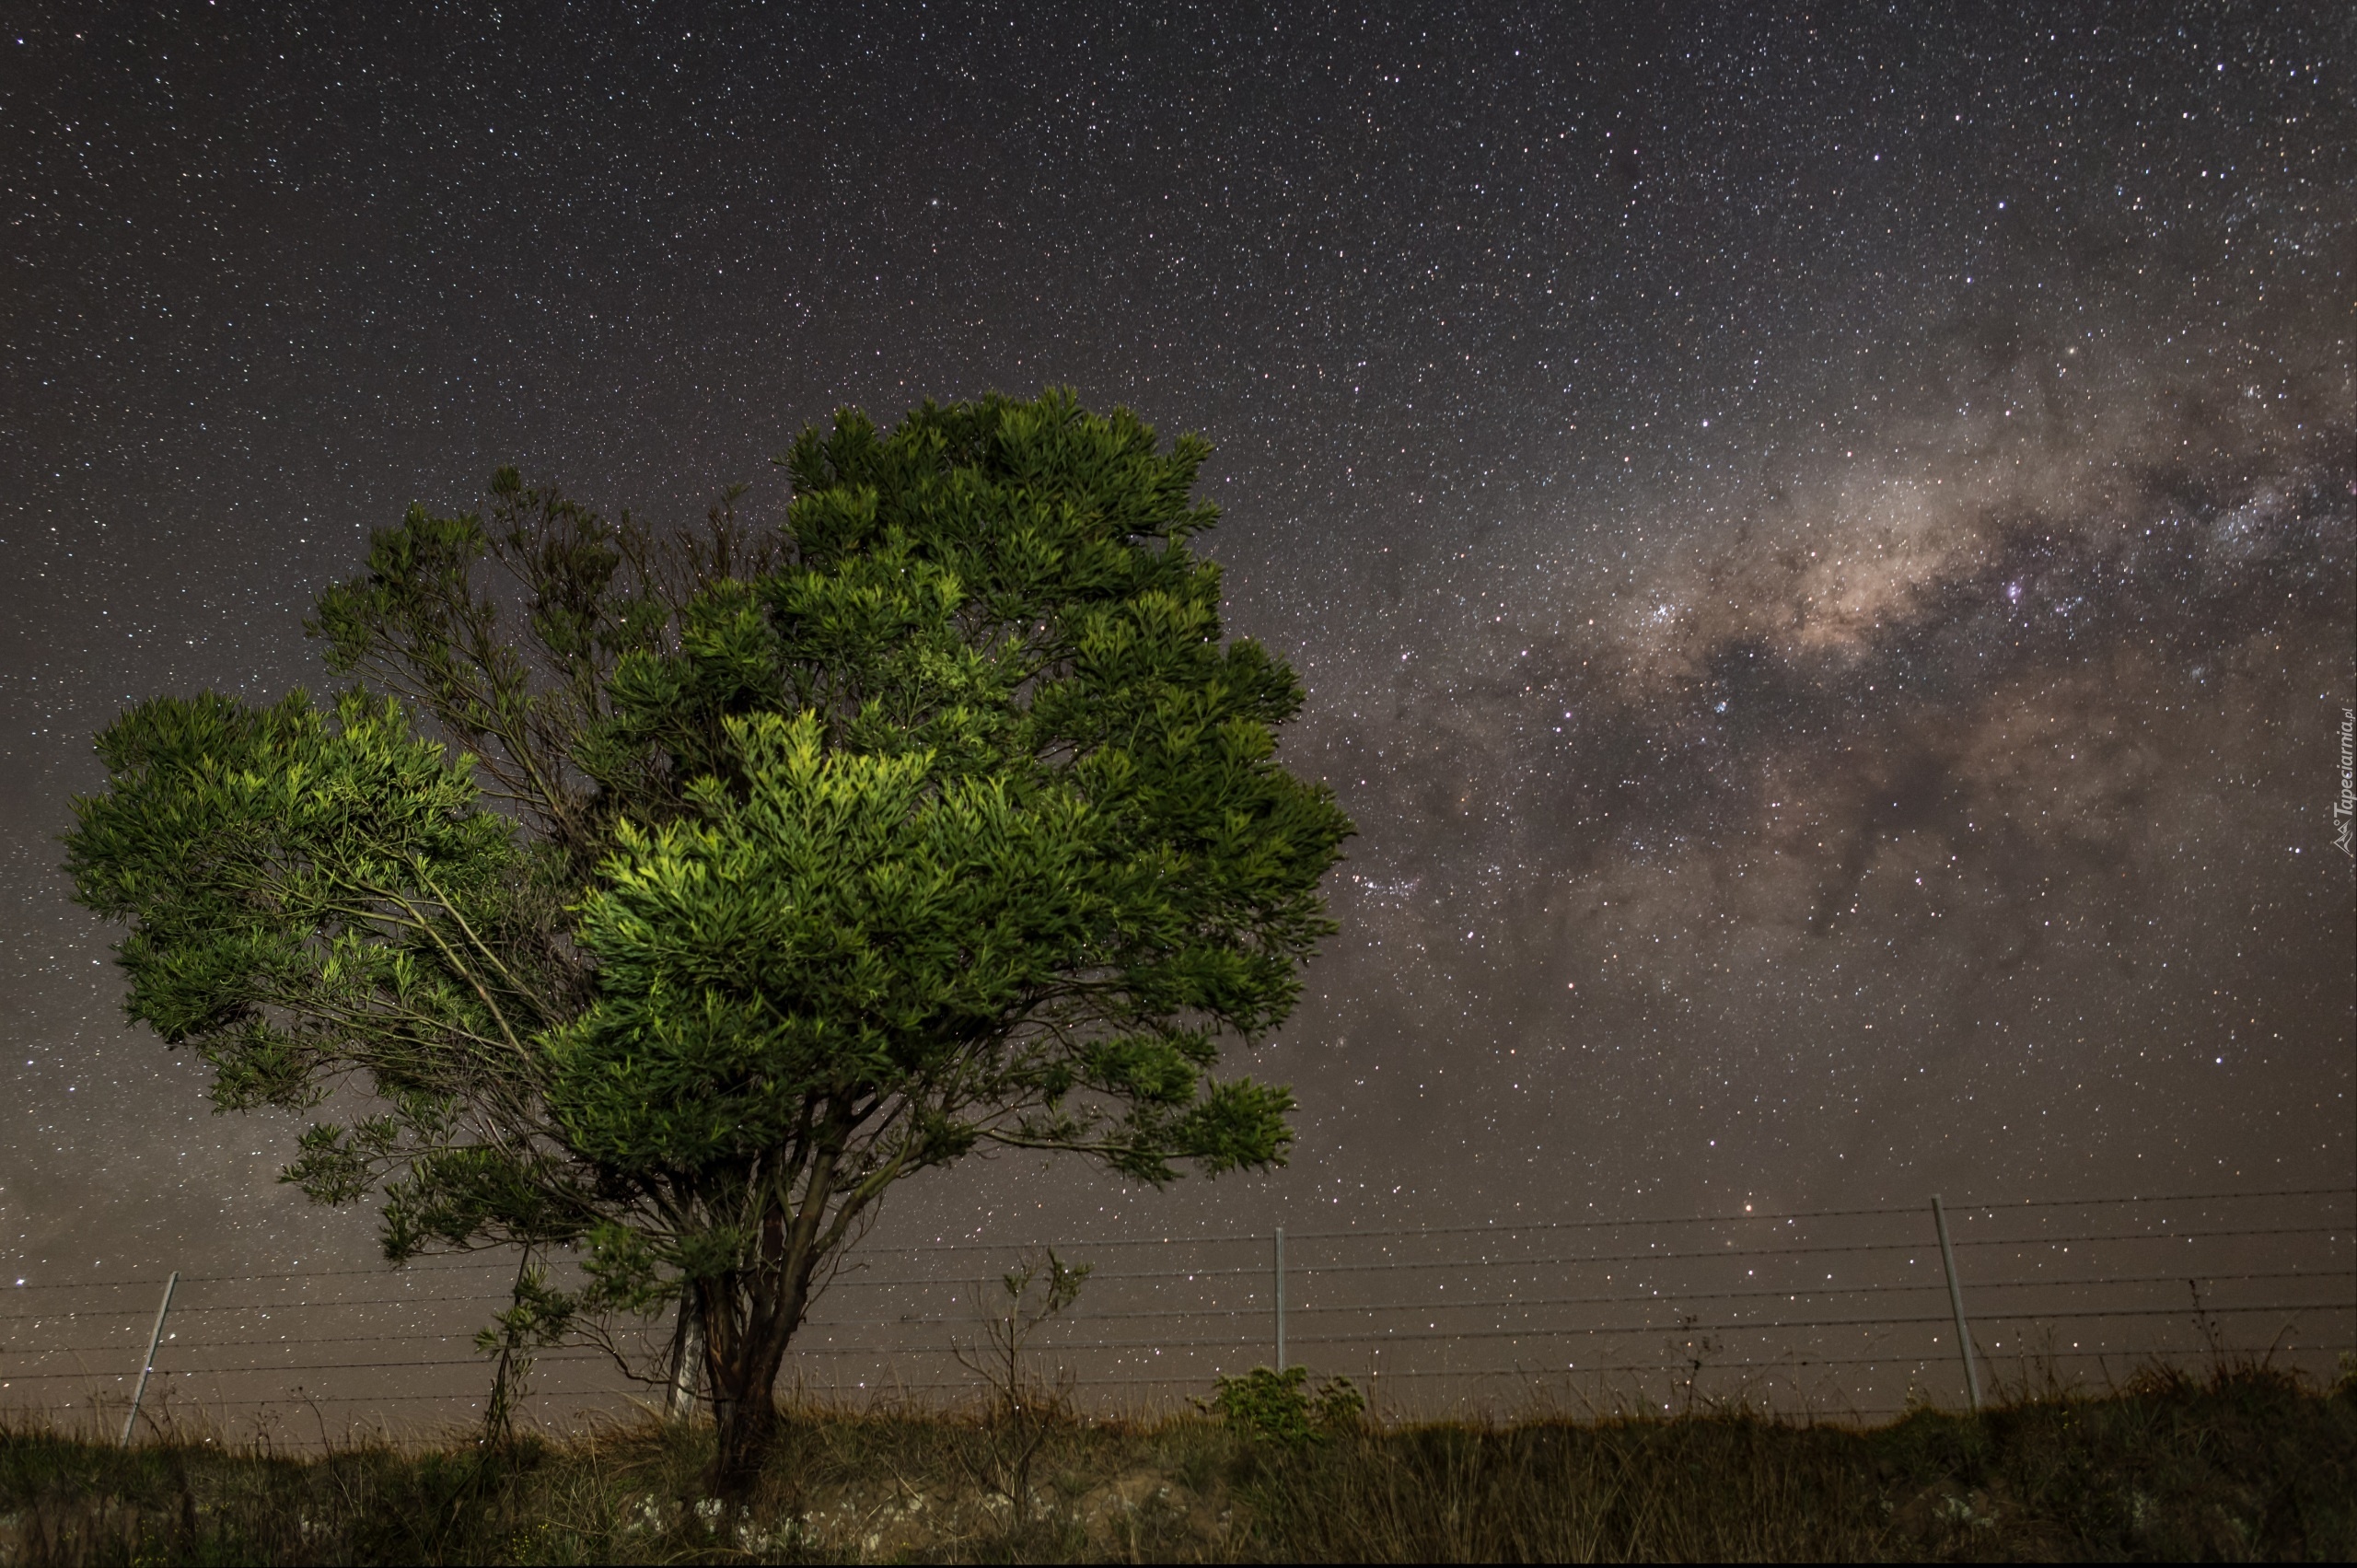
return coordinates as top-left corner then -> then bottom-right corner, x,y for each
1,1366 -> 2351,1562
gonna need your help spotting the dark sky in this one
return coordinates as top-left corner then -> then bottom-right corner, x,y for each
2,0 -> 2351,1353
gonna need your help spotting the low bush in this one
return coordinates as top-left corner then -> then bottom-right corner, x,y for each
1205,1365 -> 1365,1446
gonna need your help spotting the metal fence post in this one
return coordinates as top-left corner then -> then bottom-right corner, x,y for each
120,1272 -> 178,1448
1274,1227 -> 1287,1368
1931,1197 -> 1982,1412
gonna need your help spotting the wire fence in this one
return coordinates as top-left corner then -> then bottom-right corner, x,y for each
4,1185 -> 2348,1444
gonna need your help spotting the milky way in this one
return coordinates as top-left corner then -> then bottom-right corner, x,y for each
0,4 -> 2347,1363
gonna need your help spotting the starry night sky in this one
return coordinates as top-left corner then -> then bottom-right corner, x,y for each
3,4 -> 2351,1295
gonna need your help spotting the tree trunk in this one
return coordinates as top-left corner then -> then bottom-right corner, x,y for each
700,1264 -> 812,1499
707,1376 -> 779,1498
665,1284 -> 704,1421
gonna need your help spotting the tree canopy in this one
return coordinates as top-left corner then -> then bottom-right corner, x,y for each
65,389 -> 1353,1485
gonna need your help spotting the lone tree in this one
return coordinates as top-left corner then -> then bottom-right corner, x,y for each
65,390 -> 1352,1486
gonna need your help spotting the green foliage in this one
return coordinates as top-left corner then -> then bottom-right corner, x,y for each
1208,1366 -> 1366,1446
62,688 -> 579,1242
476,1256 -> 581,1444
64,389 -> 1353,1481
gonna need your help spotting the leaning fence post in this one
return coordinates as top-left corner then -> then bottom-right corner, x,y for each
1931,1197 -> 1982,1412
120,1272 -> 178,1448
1273,1227 -> 1287,1368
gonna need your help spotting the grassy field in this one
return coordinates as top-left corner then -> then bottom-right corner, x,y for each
1,1364 -> 2351,1562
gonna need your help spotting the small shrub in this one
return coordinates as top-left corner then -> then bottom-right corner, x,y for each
1207,1365 -> 1364,1446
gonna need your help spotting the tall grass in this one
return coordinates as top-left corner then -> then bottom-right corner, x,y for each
1,1364 -> 2350,1562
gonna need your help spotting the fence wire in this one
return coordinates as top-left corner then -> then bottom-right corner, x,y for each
4,1185 -> 2347,1441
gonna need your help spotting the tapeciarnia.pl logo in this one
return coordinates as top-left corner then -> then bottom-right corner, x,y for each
2334,706 -> 2354,858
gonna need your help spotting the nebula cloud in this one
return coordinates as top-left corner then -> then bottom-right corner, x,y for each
1295,303 -> 2351,1161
